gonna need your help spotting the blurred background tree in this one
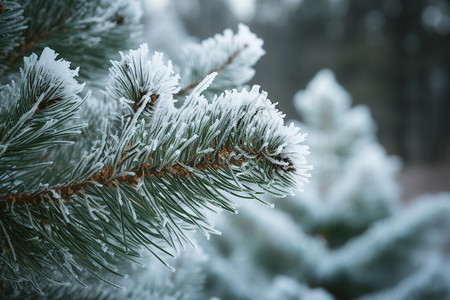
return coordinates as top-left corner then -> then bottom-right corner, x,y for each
197,69 -> 450,300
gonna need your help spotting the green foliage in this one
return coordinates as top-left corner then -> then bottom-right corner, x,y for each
0,1 -> 309,297
0,1 -> 26,60
0,0 -> 142,84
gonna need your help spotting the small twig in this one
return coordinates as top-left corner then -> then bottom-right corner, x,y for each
174,44 -> 248,97
133,93 -> 159,113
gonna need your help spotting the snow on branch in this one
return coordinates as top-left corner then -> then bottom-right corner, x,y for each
0,47 -> 86,175
0,43 -> 309,291
106,43 -> 180,117
176,24 -> 265,98
1,79 -> 310,207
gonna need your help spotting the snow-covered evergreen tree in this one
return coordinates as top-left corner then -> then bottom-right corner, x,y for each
0,1 -> 311,298
201,70 -> 450,300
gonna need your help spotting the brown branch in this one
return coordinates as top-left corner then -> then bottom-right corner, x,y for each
36,97 -> 63,113
5,25 -> 57,64
0,145 -> 294,208
133,93 -> 159,113
0,148 -> 233,208
174,44 -> 248,98
115,15 -> 125,25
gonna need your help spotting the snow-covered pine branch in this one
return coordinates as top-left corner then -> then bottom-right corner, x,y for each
106,44 -> 180,119
176,24 -> 265,99
0,44 -> 310,293
0,47 -> 87,194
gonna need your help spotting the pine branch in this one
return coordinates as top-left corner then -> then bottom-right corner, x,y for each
0,47 -> 86,193
106,44 -> 180,118
176,24 -> 265,99
0,141 -> 296,208
0,43 -> 309,293
3,248 -> 208,300
5,21 -> 60,65
4,12 -> 128,65
0,0 -> 142,83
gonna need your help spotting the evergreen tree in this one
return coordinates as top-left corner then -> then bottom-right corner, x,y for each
201,70 -> 450,300
0,1 -> 310,298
